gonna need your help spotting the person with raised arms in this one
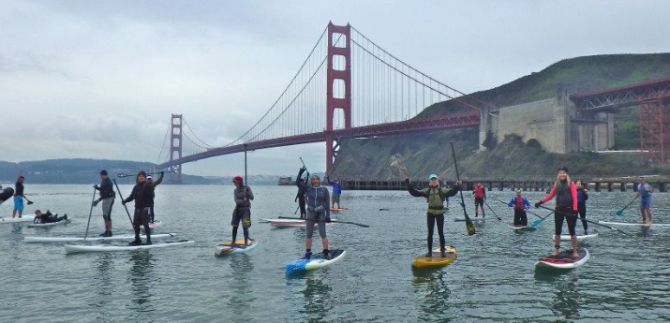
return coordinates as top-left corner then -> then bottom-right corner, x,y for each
326,175 -> 343,209
405,174 -> 461,258
92,170 -> 115,237
295,170 -> 309,219
122,171 -> 153,245
535,167 -> 579,257
146,173 -> 164,224
297,167 -> 331,260
507,189 -> 531,226
230,176 -> 254,247
636,176 -> 653,224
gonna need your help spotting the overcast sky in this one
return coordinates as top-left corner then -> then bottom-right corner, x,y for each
1,0 -> 669,176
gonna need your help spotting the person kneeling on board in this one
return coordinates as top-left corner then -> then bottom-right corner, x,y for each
405,174 -> 461,258
122,171 -> 153,246
297,167 -> 331,260
507,189 -> 530,226
231,176 -> 254,247
535,167 -> 579,258
33,210 -> 67,223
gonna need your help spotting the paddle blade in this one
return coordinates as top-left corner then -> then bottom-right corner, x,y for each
615,209 -> 625,216
466,219 -> 476,235
530,219 -> 542,228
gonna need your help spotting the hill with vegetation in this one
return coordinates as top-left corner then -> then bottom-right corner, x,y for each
332,53 -> 670,180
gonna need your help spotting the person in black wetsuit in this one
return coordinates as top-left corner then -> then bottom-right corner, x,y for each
93,170 -> 115,237
146,173 -> 164,223
122,171 -> 153,245
33,210 -> 68,223
295,169 -> 309,219
231,176 -> 254,246
575,180 -> 589,234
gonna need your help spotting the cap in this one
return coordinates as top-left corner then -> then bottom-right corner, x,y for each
100,170 -> 108,176
232,176 -> 243,184
429,174 -> 438,180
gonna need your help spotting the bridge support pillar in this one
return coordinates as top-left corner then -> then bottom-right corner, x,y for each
640,99 -> 670,164
325,22 -> 351,174
169,114 -> 183,184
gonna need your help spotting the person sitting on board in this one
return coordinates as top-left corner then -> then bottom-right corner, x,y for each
472,182 -> 486,218
122,171 -> 153,246
13,176 -> 27,218
326,175 -> 342,209
535,167 -> 579,258
33,210 -> 67,224
635,176 -> 653,225
93,170 -> 115,237
231,176 -> 254,247
575,180 -> 589,234
507,189 -> 530,226
297,167 -> 331,260
405,174 -> 461,258
146,173 -> 164,224
295,170 -> 309,219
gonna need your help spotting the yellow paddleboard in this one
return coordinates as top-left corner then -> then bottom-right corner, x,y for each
412,246 -> 457,268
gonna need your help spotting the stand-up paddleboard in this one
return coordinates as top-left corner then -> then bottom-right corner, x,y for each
509,224 -> 537,232
64,239 -> 194,254
412,246 -> 457,269
263,219 -> 336,228
556,230 -> 598,241
599,221 -> 670,228
329,208 -> 348,212
286,249 -> 346,275
27,219 -> 71,228
149,220 -> 162,229
0,217 -> 34,224
25,233 -> 176,243
535,248 -> 589,270
214,239 -> 258,256
454,218 -> 485,223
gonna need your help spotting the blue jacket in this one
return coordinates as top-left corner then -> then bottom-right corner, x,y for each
327,177 -> 342,194
508,196 -> 530,210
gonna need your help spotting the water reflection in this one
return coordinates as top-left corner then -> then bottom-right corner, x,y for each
301,276 -> 333,322
227,254 -> 255,320
412,269 -> 451,321
128,251 -> 155,310
535,271 -> 580,320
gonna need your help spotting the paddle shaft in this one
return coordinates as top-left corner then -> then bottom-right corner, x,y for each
616,195 -> 639,215
112,179 -> 134,226
537,204 -> 628,234
484,201 -> 502,221
84,187 -> 96,239
449,142 -> 475,235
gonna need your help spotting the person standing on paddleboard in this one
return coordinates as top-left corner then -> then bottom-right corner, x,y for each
576,180 -> 589,234
146,173 -> 164,224
473,182 -> 486,218
122,171 -> 153,245
326,175 -> 342,209
507,189 -> 530,226
231,176 -> 254,246
93,170 -> 115,237
535,167 -> 579,257
406,174 -> 461,258
12,176 -> 27,218
295,170 -> 309,219
636,177 -> 653,224
297,167 -> 331,260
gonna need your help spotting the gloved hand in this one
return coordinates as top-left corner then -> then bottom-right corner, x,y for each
122,200 -> 127,205
93,185 -> 99,189
534,202 -> 542,208
300,166 -> 306,171
160,171 -> 164,176
92,201 -> 98,207
27,201 -> 33,205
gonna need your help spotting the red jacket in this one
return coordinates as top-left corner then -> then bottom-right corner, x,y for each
540,181 -> 578,212
473,185 -> 485,199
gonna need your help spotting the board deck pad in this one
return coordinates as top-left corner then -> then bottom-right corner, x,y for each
536,248 -> 589,270
412,246 -> 457,268
285,249 -> 346,275
215,239 -> 257,256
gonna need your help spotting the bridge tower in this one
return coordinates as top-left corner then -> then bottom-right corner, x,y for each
640,99 -> 670,164
169,114 -> 183,184
325,22 -> 352,175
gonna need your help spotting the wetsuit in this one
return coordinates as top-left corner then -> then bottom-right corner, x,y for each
297,168 -> 330,241
14,181 -> 25,213
295,172 -> 309,219
539,180 -> 578,237
94,177 -> 115,233
508,196 -> 530,226
232,185 -> 254,245
326,177 -> 342,208
146,173 -> 164,223
407,181 -> 460,255
473,185 -> 486,217
35,211 -> 67,223
123,181 -> 152,245
576,188 -> 588,233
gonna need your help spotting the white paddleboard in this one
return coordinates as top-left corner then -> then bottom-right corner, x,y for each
27,219 -> 71,228
535,248 -> 590,270
599,221 -> 670,228
556,230 -> 598,241
64,240 -> 193,254
25,233 -> 176,243
214,239 -> 258,256
509,224 -> 537,232
264,219 -> 336,228
285,249 -> 346,275
0,217 -> 34,224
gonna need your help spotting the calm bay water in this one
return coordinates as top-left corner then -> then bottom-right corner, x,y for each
0,184 -> 669,322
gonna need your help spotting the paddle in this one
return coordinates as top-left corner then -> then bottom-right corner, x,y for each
112,179 -> 134,227
117,171 -> 163,179
615,196 -> 639,217
484,201 -> 502,221
84,187 -> 96,239
277,216 -> 369,228
449,142 -> 475,236
536,204 -> 628,235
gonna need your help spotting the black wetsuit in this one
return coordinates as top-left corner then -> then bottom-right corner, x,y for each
146,173 -> 164,222
123,181 -> 153,244
577,188 -> 588,232
295,172 -> 309,219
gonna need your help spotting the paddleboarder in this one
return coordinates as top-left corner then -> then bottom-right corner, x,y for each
122,171 -> 153,245
534,167 -> 579,258
507,189 -> 530,226
295,170 -> 309,219
12,176 -> 27,218
93,170 -> 115,237
576,180 -> 589,234
473,182 -> 486,218
326,175 -> 342,209
635,176 -> 653,224
33,210 -> 68,224
146,173 -> 164,223
231,176 -> 254,247
297,167 -> 331,260
405,174 -> 461,258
